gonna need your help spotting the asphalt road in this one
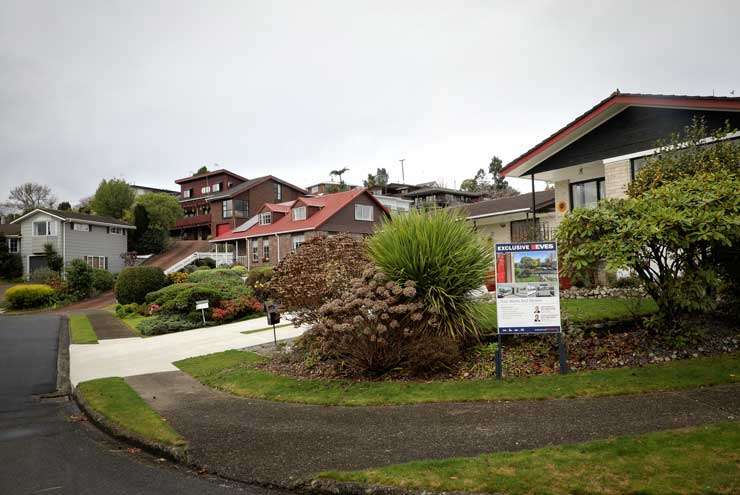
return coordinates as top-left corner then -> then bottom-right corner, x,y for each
0,314 -> 283,495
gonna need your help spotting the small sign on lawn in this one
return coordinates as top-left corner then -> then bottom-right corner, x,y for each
195,300 -> 209,310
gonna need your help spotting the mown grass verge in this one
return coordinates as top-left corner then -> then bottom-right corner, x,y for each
319,421 -> 740,494
69,314 -> 98,344
174,350 -> 739,407
76,377 -> 186,447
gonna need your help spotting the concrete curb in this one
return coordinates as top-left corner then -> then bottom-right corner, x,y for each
304,478 -> 493,495
73,386 -> 190,465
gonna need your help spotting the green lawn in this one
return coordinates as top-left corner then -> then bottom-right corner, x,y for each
479,297 -> 658,331
118,313 -> 147,335
76,377 -> 186,447
69,314 -> 98,344
320,421 -> 740,494
174,350 -> 739,407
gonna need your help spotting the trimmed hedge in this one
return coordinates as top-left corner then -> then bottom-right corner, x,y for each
5,284 -> 56,309
92,269 -> 115,292
115,266 -> 169,304
187,268 -> 242,284
137,314 -> 202,336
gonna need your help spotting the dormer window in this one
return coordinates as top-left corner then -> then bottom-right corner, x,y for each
259,212 -> 272,225
292,206 -> 306,221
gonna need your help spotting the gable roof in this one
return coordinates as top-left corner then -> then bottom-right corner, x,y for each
11,208 -> 134,228
502,92 -> 740,178
460,190 -> 554,219
210,188 -> 389,241
175,168 -> 248,184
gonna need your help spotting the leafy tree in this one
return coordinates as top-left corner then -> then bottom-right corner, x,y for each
363,168 -> 389,189
77,196 -> 93,214
195,165 -> 209,175
57,201 -> 72,211
91,179 -> 135,219
131,203 -> 150,248
488,155 -> 509,191
5,183 -> 56,212
136,226 -> 169,254
134,193 -> 182,230
460,156 -> 518,198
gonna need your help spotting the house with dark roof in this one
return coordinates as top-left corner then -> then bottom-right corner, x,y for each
460,190 -> 556,248
368,181 -> 485,209
10,208 -> 135,277
209,188 -> 390,268
502,92 -> 740,226
171,169 -> 306,240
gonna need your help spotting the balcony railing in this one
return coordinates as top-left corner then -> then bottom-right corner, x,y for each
174,214 -> 211,228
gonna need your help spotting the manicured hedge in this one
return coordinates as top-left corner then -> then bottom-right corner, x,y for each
115,266 -> 169,304
187,268 -> 242,284
5,284 -> 56,309
137,314 -> 202,336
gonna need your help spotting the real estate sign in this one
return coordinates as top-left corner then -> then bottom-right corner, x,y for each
495,242 -> 561,334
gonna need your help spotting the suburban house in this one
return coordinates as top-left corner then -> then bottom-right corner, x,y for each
461,190 -> 556,247
209,188 -> 390,268
130,184 -> 179,197
306,182 -> 358,194
501,92 -> 740,229
10,208 -> 135,277
171,169 -> 306,240
368,181 -> 485,209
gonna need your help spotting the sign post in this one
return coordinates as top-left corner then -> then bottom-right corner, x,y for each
195,299 -> 209,325
494,241 -> 566,378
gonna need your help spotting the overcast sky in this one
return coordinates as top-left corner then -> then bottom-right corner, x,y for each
2,0 -> 739,204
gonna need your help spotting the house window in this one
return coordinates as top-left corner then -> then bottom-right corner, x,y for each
8,238 -> 19,253
251,240 -> 259,262
355,204 -> 373,221
310,186 -> 319,193
223,199 -> 247,219
292,206 -> 306,221
570,178 -> 605,210
33,220 -> 56,236
262,239 -> 270,261
110,227 -> 124,235
259,212 -> 272,225
274,183 -> 282,201
84,256 -> 108,270
183,189 -> 192,198
212,183 -> 221,193
73,223 -> 91,232
630,156 -> 649,181
201,185 -> 211,194
292,234 -> 304,251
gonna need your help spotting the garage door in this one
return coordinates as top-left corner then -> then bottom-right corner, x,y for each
29,255 -> 48,274
216,223 -> 231,236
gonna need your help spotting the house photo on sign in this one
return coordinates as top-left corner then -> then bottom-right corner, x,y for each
495,242 -> 561,334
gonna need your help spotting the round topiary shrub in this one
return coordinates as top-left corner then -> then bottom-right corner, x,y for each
366,208 -> 491,340
5,284 -> 56,309
115,266 -> 169,304
91,268 -> 115,292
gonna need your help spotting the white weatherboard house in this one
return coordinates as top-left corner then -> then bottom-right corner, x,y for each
11,208 -> 135,277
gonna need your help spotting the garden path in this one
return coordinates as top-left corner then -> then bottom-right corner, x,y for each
69,317 -> 305,386
126,370 -> 740,486
85,310 -> 135,340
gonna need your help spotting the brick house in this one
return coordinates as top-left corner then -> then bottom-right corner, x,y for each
209,188 -> 390,268
171,169 -> 306,240
501,92 -> 740,233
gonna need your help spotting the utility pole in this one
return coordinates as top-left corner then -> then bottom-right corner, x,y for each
399,158 -> 406,183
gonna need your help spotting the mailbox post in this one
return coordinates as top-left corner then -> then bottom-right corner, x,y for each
264,301 -> 281,345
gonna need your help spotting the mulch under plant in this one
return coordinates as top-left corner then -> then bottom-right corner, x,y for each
262,317 -> 740,381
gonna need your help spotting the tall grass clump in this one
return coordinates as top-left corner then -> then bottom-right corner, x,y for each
367,208 -> 491,339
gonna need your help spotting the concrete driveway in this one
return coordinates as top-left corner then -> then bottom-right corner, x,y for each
70,316 -> 305,385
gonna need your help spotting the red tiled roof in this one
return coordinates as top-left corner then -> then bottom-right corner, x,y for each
502,91 -> 740,177
211,188 -> 389,241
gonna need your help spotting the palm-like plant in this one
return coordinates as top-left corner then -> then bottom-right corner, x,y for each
329,167 -> 349,183
366,208 -> 491,340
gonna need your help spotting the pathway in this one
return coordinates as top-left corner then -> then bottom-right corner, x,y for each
86,310 -> 135,340
127,371 -> 740,486
70,317 -> 306,385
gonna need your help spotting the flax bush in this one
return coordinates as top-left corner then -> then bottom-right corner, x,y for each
366,208 -> 491,340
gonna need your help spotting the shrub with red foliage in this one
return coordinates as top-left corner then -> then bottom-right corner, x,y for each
212,295 -> 263,322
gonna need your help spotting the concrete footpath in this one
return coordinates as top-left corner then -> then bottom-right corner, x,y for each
86,310 -> 135,340
70,317 -> 306,385
126,371 -> 740,486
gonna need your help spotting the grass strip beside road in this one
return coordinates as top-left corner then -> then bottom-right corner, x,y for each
76,377 -> 186,447
118,313 -> 146,335
69,314 -> 98,344
319,421 -> 740,494
175,350 -> 739,406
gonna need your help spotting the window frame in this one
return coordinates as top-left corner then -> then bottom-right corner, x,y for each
292,206 -> 307,221
274,182 -> 283,201
568,177 -> 606,211
291,234 -> 305,251
354,204 -> 374,221
84,255 -> 108,270
212,182 -> 221,193
258,212 -> 272,225
222,199 -> 233,218
262,239 -> 270,261
8,237 -> 19,253
251,240 -> 259,262
73,223 -> 91,232
201,185 -> 211,194
630,156 -> 649,181
183,189 -> 192,199
32,220 -> 56,236
109,226 -> 124,235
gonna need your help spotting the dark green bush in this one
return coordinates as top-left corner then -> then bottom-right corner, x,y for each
91,268 -> 115,292
182,264 -> 198,273
65,259 -> 94,299
187,268 -> 242,284
136,226 -> 169,254
43,243 -> 64,273
146,278 -> 252,315
194,257 -> 216,268
115,266 -> 169,304
0,234 -> 23,281
115,303 -> 142,318
137,314 -> 201,336
5,284 -> 56,309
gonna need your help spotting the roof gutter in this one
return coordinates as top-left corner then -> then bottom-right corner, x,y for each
466,207 -> 531,220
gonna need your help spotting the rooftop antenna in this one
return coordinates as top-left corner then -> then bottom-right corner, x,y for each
399,158 -> 406,183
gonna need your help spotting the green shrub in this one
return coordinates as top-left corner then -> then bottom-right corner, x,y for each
231,265 -> 248,276
115,266 -> 169,304
194,265 -> 210,271
246,267 -> 273,301
367,208 -> 491,340
194,257 -> 216,268
29,267 -> 59,284
91,268 -> 115,292
137,314 -> 202,336
5,284 -> 56,309
66,259 -> 94,299
0,253 -> 23,280
136,226 -> 169,255
115,303 -> 142,318
182,264 -> 198,273
187,268 -> 242,284
146,278 -> 252,315
43,243 -> 64,273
